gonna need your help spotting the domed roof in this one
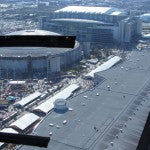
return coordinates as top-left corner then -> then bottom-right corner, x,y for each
0,30 -> 76,58
7,29 -> 60,36
0,29 -> 79,58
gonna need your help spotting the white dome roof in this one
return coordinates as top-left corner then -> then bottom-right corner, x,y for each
7,30 -> 60,35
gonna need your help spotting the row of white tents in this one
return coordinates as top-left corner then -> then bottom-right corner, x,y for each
0,113 -> 39,148
33,84 -> 80,114
0,84 -> 80,148
14,92 -> 41,108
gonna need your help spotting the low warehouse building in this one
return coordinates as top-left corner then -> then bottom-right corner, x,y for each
9,113 -> 40,132
14,91 -> 41,109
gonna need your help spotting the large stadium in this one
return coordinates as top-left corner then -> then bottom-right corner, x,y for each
0,30 -> 82,79
40,5 -> 141,48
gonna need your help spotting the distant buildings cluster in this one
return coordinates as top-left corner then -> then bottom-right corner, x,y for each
0,4 -> 150,79
37,5 -> 144,57
39,6 -> 141,43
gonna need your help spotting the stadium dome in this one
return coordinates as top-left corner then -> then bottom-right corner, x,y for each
7,29 -> 60,36
140,13 -> 150,23
0,30 -> 81,79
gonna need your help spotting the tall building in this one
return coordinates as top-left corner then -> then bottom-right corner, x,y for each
140,13 -> 150,35
119,17 -> 140,43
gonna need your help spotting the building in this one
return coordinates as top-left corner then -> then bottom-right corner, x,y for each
140,13 -> 150,35
0,30 -> 82,79
19,48 -> 150,150
9,113 -> 40,133
119,17 -> 142,43
37,1 -> 61,16
0,128 -> 18,149
33,84 -> 80,115
8,81 -> 27,92
39,5 -> 141,49
85,56 -> 121,79
14,91 -> 41,109
51,6 -> 128,23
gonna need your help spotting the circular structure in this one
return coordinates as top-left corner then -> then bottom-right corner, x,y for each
54,99 -> 68,113
7,30 -> 60,36
0,30 -> 81,79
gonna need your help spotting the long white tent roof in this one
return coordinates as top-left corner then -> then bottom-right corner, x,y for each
0,128 -> 18,133
14,92 -> 41,107
33,84 -> 79,114
55,6 -> 126,16
0,128 -> 18,147
85,56 -> 121,78
9,113 -> 39,131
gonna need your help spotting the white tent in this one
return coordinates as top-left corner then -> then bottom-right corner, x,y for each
33,84 -> 79,114
0,128 -> 18,147
9,113 -> 40,131
9,81 -> 26,85
14,92 -> 41,108
85,56 -> 121,78
0,128 -> 18,133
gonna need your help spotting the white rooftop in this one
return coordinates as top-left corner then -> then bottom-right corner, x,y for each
14,91 -> 41,107
110,11 -> 126,16
0,128 -> 18,134
0,128 -> 18,147
85,56 -> 121,78
52,18 -> 103,24
9,80 -> 26,85
55,6 -> 125,16
33,84 -> 79,114
7,29 -> 60,36
9,113 -> 39,131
